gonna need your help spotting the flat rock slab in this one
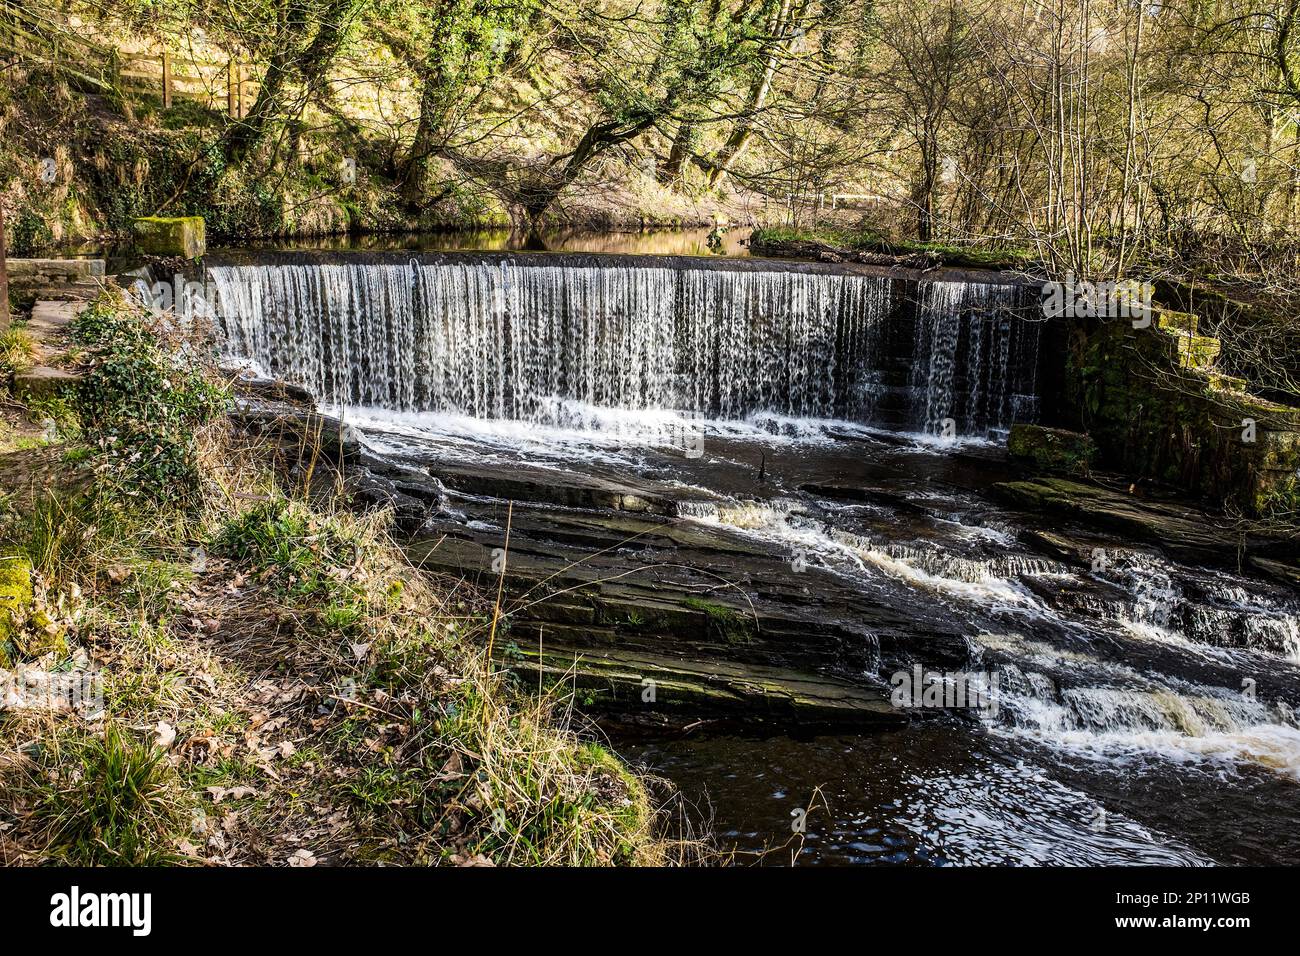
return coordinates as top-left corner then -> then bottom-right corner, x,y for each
29,300 -> 87,339
5,259 -> 105,279
13,367 -> 81,403
508,643 -> 906,727
991,476 -> 1297,570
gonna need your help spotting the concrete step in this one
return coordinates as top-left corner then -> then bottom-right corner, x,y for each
12,366 -> 81,403
5,258 -> 105,280
56,278 -> 107,301
29,300 -> 87,335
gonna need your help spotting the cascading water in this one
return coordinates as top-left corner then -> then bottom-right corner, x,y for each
205,257 -> 1040,437
197,249 -> 1300,863
912,281 -> 1041,436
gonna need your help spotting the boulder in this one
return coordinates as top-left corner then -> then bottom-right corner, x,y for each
1007,424 -> 1096,475
132,216 -> 206,259
0,557 -> 34,666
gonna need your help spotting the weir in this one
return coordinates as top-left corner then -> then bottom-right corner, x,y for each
203,254 -> 1045,437
194,251 -> 1300,865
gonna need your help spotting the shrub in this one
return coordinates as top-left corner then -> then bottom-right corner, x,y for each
71,293 -> 228,506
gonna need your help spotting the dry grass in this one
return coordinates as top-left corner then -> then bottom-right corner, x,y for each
0,413 -> 707,866
0,288 -> 712,866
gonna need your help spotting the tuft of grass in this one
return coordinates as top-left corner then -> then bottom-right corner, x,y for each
0,325 -> 37,378
27,724 -> 184,866
2,490 -> 103,582
26,395 -> 82,443
214,498 -> 368,602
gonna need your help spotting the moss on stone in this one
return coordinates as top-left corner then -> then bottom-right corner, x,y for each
1156,310 -> 1199,335
132,216 -> 206,259
1175,334 -> 1221,370
681,596 -> 756,645
1007,424 -> 1096,475
0,556 -> 34,667
1063,316 -> 1300,515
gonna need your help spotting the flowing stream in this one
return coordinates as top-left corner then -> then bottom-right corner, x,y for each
204,251 -> 1300,866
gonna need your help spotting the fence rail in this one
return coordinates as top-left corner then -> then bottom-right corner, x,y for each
118,52 -> 257,116
0,3 -> 256,116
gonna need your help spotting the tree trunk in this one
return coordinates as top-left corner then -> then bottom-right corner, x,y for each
660,121 -> 696,184
706,0 -> 795,190
519,115 -> 658,226
222,50 -> 290,164
399,73 -> 457,206
222,0 -> 364,166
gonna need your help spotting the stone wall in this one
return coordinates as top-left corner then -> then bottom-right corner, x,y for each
5,258 -> 106,309
1063,311 -> 1300,517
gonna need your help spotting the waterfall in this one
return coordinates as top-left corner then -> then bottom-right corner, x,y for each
206,257 -> 1041,436
912,281 -> 1040,437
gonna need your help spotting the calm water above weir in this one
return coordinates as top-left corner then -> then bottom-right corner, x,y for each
197,248 -> 1300,866
213,226 -> 756,259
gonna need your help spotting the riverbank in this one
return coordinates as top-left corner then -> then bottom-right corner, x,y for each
0,288 -> 692,866
0,69 -> 756,256
748,226 -> 1037,273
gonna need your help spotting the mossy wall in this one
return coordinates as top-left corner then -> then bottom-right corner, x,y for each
1065,318 -> 1300,516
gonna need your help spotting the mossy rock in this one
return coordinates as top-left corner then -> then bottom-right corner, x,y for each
1255,474 -> 1300,518
681,597 -> 757,645
1175,334 -> 1221,370
0,557 -> 34,667
1207,371 -> 1248,393
0,556 -> 67,665
1156,310 -> 1199,335
1256,429 -> 1300,472
132,216 -> 206,259
1007,424 -> 1096,475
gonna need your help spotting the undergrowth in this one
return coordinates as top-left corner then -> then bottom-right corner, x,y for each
0,294 -> 694,867
70,291 -> 229,505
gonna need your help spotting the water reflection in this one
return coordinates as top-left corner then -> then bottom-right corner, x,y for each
615,725 -> 1212,866
216,226 -> 754,258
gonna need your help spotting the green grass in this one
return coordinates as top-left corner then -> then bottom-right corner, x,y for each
0,324 -> 37,378
215,498 -> 366,601
29,724 -> 184,866
2,490 -> 103,581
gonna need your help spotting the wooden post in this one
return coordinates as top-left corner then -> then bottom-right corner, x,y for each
161,51 -> 172,109
227,60 -> 237,117
0,202 -> 10,330
237,62 -> 245,118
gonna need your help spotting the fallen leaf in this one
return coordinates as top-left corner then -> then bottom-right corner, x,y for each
206,785 -> 259,804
